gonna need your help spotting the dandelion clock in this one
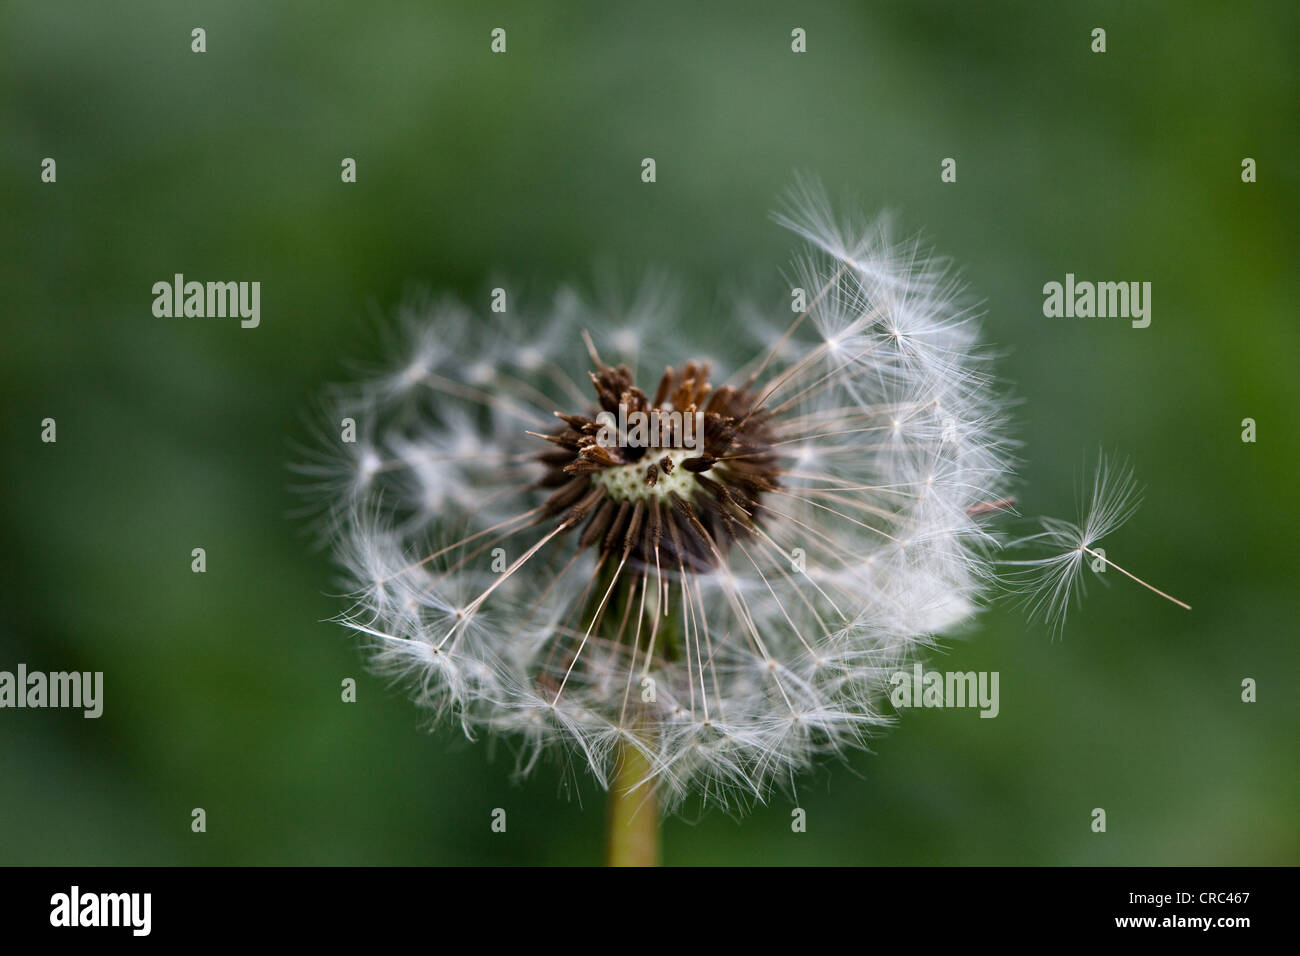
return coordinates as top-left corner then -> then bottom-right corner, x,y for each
300,181 -> 1187,865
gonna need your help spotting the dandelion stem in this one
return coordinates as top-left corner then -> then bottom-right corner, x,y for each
1083,547 -> 1191,610
606,741 -> 659,867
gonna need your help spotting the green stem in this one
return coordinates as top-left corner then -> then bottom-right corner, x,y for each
605,740 -> 660,866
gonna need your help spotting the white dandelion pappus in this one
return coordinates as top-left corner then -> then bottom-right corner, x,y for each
309,184 -> 1023,809
1003,453 -> 1191,634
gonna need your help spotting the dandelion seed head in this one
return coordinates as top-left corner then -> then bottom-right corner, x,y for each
307,182 -> 1032,810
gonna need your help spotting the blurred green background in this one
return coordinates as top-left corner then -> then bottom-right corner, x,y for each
3,1 -> 1297,865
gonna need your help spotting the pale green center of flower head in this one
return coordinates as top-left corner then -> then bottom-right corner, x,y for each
591,450 -> 699,503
